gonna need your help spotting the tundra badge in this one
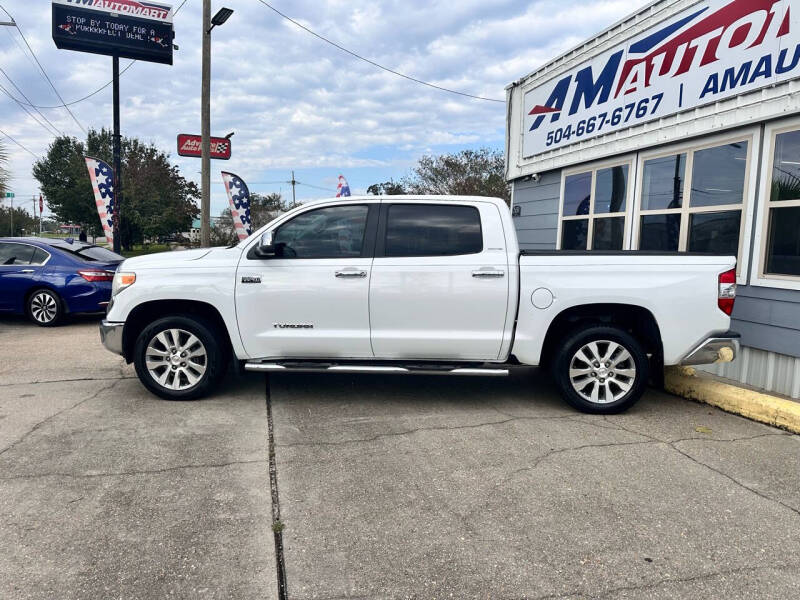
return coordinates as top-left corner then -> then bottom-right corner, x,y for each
241,276 -> 261,284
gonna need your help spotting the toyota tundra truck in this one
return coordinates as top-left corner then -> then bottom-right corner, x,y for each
100,195 -> 739,413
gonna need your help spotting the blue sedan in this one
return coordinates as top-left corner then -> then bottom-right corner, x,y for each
0,237 -> 124,326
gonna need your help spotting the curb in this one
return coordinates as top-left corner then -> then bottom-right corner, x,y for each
664,366 -> 800,434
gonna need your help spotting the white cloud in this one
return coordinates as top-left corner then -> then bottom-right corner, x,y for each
0,0 -> 644,217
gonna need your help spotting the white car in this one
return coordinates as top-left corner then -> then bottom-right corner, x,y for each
100,196 -> 738,413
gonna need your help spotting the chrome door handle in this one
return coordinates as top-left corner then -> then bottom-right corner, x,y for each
20,269 -> 34,273
472,270 -> 505,278
335,270 -> 367,278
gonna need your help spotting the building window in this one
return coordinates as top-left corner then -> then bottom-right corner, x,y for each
560,164 -> 629,250
636,140 -> 749,262
763,129 -> 800,277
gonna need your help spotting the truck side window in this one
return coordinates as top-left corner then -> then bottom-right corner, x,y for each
272,205 -> 368,259
384,204 -> 482,257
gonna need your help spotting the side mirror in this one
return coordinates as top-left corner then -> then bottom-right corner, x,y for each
253,231 -> 276,258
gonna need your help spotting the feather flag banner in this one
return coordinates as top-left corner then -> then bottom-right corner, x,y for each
84,157 -> 115,245
221,171 -> 252,240
336,175 -> 351,197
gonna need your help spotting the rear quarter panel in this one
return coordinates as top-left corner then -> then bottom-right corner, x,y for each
513,254 -> 735,365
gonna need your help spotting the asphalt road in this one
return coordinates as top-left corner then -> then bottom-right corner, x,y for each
1,316 -> 799,599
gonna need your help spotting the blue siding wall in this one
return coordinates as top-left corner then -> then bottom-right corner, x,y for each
511,170 -> 560,250
731,285 -> 800,358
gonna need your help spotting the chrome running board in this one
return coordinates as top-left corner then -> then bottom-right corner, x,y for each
244,362 -> 509,376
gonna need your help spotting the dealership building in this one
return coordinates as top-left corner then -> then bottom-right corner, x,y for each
506,0 -> 800,398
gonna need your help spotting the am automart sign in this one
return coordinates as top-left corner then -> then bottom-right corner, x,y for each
523,0 -> 799,157
52,0 -> 173,65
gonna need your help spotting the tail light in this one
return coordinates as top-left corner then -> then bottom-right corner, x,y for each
718,268 -> 736,315
78,270 -> 115,282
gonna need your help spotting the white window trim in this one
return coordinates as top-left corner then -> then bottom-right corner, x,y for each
750,116 -> 800,291
631,127 -> 759,285
556,154 -> 636,251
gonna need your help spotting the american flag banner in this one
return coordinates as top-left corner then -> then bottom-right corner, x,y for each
221,171 -> 252,241
336,175 -> 351,197
84,157 -> 115,246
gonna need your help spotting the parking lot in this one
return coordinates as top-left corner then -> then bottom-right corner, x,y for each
1,318 -> 799,599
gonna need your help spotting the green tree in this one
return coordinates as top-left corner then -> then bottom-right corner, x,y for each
33,129 -> 199,249
366,179 -> 406,195
0,140 -> 9,197
403,148 -> 509,204
0,205 -> 36,237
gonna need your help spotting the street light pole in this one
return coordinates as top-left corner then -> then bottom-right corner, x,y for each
200,0 -> 211,247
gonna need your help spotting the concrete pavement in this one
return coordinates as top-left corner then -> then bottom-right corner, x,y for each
270,371 -> 800,599
0,317 -> 277,599
2,316 -> 799,598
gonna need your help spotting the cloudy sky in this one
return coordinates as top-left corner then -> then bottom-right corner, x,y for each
0,0 -> 642,218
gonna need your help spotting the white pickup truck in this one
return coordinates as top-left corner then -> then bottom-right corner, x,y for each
100,196 -> 739,413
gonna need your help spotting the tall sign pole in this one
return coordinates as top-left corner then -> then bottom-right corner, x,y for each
112,55 -> 122,254
200,0 -> 211,247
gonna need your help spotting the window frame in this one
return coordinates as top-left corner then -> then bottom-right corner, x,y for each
632,129 -> 758,283
376,202 -> 484,258
264,203 -> 377,260
556,156 -> 635,251
751,117 -> 800,290
0,242 -> 51,267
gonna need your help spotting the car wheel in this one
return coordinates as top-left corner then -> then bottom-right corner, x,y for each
27,289 -> 63,327
133,316 -> 226,400
551,325 -> 649,414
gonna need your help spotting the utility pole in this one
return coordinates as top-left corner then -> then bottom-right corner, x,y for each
32,195 -> 36,235
9,196 -> 12,236
112,55 -> 122,254
290,170 -> 296,205
200,0 -> 211,247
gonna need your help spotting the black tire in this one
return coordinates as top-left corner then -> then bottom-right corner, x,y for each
133,315 -> 227,400
26,288 -> 63,327
551,325 -> 649,414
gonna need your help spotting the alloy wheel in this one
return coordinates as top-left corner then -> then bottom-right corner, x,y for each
145,328 -> 208,391
30,292 -> 58,324
568,339 -> 637,404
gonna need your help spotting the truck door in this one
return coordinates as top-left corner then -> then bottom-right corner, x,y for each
369,201 -> 510,360
235,202 -> 378,359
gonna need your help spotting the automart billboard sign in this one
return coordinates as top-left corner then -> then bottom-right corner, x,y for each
52,0 -> 173,65
523,0 -> 799,157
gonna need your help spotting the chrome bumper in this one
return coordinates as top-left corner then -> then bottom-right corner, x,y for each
99,320 -> 125,356
680,332 -> 740,366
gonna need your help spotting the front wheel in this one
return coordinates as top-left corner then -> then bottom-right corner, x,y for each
551,325 -> 649,414
133,316 -> 227,400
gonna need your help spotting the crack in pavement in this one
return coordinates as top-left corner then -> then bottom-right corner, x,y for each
275,414 -> 581,448
0,458 -> 268,481
599,417 -> 800,518
0,379 -> 120,458
533,562 -> 800,599
0,375 -> 137,388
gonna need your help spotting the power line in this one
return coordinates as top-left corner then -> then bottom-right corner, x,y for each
0,4 -> 86,134
0,127 -> 40,159
0,0 -> 192,110
0,68 -> 64,136
0,81 -> 62,137
255,0 -> 505,103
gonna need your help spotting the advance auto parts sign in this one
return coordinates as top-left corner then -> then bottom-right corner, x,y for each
52,0 -> 173,65
523,0 -> 799,157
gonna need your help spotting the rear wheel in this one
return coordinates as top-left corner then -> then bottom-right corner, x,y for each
551,325 -> 649,414
27,289 -> 63,327
133,316 -> 226,400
